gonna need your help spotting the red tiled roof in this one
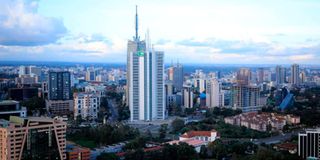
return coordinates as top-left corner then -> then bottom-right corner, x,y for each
181,130 -> 217,138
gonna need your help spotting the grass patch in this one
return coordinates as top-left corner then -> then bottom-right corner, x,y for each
73,139 -> 97,149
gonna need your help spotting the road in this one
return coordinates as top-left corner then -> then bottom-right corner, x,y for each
107,99 -> 119,122
254,131 -> 299,144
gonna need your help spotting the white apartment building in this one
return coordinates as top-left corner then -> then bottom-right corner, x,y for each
74,92 -> 100,120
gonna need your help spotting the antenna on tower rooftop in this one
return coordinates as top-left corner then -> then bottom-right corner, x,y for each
135,5 -> 139,41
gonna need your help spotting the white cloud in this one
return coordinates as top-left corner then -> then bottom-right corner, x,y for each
0,0 -> 67,46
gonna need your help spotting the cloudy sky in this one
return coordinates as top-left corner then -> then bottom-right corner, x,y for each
0,0 -> 320,64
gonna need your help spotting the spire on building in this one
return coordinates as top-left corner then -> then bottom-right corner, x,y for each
134,5 -> 139,41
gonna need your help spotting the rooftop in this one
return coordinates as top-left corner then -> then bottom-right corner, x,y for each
0,100 -> 19,106
180,129 -> 217,138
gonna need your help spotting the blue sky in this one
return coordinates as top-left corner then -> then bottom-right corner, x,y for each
0,0 -> 320,64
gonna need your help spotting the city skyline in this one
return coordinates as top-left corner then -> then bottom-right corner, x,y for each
1,0 -> 320,64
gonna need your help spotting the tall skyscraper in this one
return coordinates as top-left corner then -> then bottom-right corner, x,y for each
206,79 -> 224,107
127,6 -> 165,121
298,129 -> 320,159
231,85 -> 261,112
167,62 -> 184,92
291,64 -> 300,85
48,71 -> 72,100
257,68 -> 264,84
236,68 -> 251,85
183,84 -> 193,108
276,65 -> 286,85
47,71 -> 73,116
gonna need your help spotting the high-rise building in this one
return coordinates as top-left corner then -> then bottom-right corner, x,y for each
127,6 -> 165,121
48,71 -> 72,100
276,65 -> 286,85
291,64 -> 300,85
236,68 -> 251,85
300,71 -> 306,84
19,66 -> 41,83
167,63 -> 184,92
47,71 -> 73,116
206,79 -> 224,107
298,129 -> 320,159
194,78 -> 207,93
231,85 -> 261,112
257,68 -> 264,84
74,92 -> 100,120
85,67 -> 96,81
0,116 -> 67,160
183,85 -> 193,108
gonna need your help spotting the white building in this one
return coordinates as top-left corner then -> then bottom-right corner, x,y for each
127,6 -> 165,121
183,84 -> 193,108
167,129 -> 220,153
179,130 -> 220,142
74,93 -> 100,120
206,79 -> 224,107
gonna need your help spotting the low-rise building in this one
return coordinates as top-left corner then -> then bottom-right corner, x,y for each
66,144 -> 90,160
46,99 -> 74,116
0,100 -> 27,120
179,129 -> 219,142
224,112 -> 300,132
167,139 -> 207,153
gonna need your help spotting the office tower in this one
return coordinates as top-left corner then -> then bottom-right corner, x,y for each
19,66 -> 41,83
291,64 -> 300,85
236,68 -> 251,85
231,85 -> 261,112
19,66 -> 30,76
127,6 -> 165,121
29,66 -> 41,77
300,71 -> 306,83
86,67 -> 96,81
48,71 -> 72,100
183,85 -> 193,108
194,78 -> 206,93
276,65 -> 286,85
165,81 -> 174,96
0,116 -> 67,160
74,92 -> 100,120
206,79 -> 224,107
0,100 -> 27,120
167,62 -> 184,92
47,71 -> 73,116
257,68 -> 264,84
298,129 -> 320,159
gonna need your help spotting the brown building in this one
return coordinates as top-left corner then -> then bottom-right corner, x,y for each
0,116 -> 67,160
66,144 -> 90,160
46,99 -> 74,116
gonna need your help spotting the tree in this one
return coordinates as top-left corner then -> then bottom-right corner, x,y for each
158,124 -> 168,140
21,96 -> 45,115
171,118 -> 185,133
124,137 -> 146,150
199,145 -> 208,158
145,129 -> 153,141
96,153 -> 119,160
162,143 -> 198,160
124,148 -> 144,160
